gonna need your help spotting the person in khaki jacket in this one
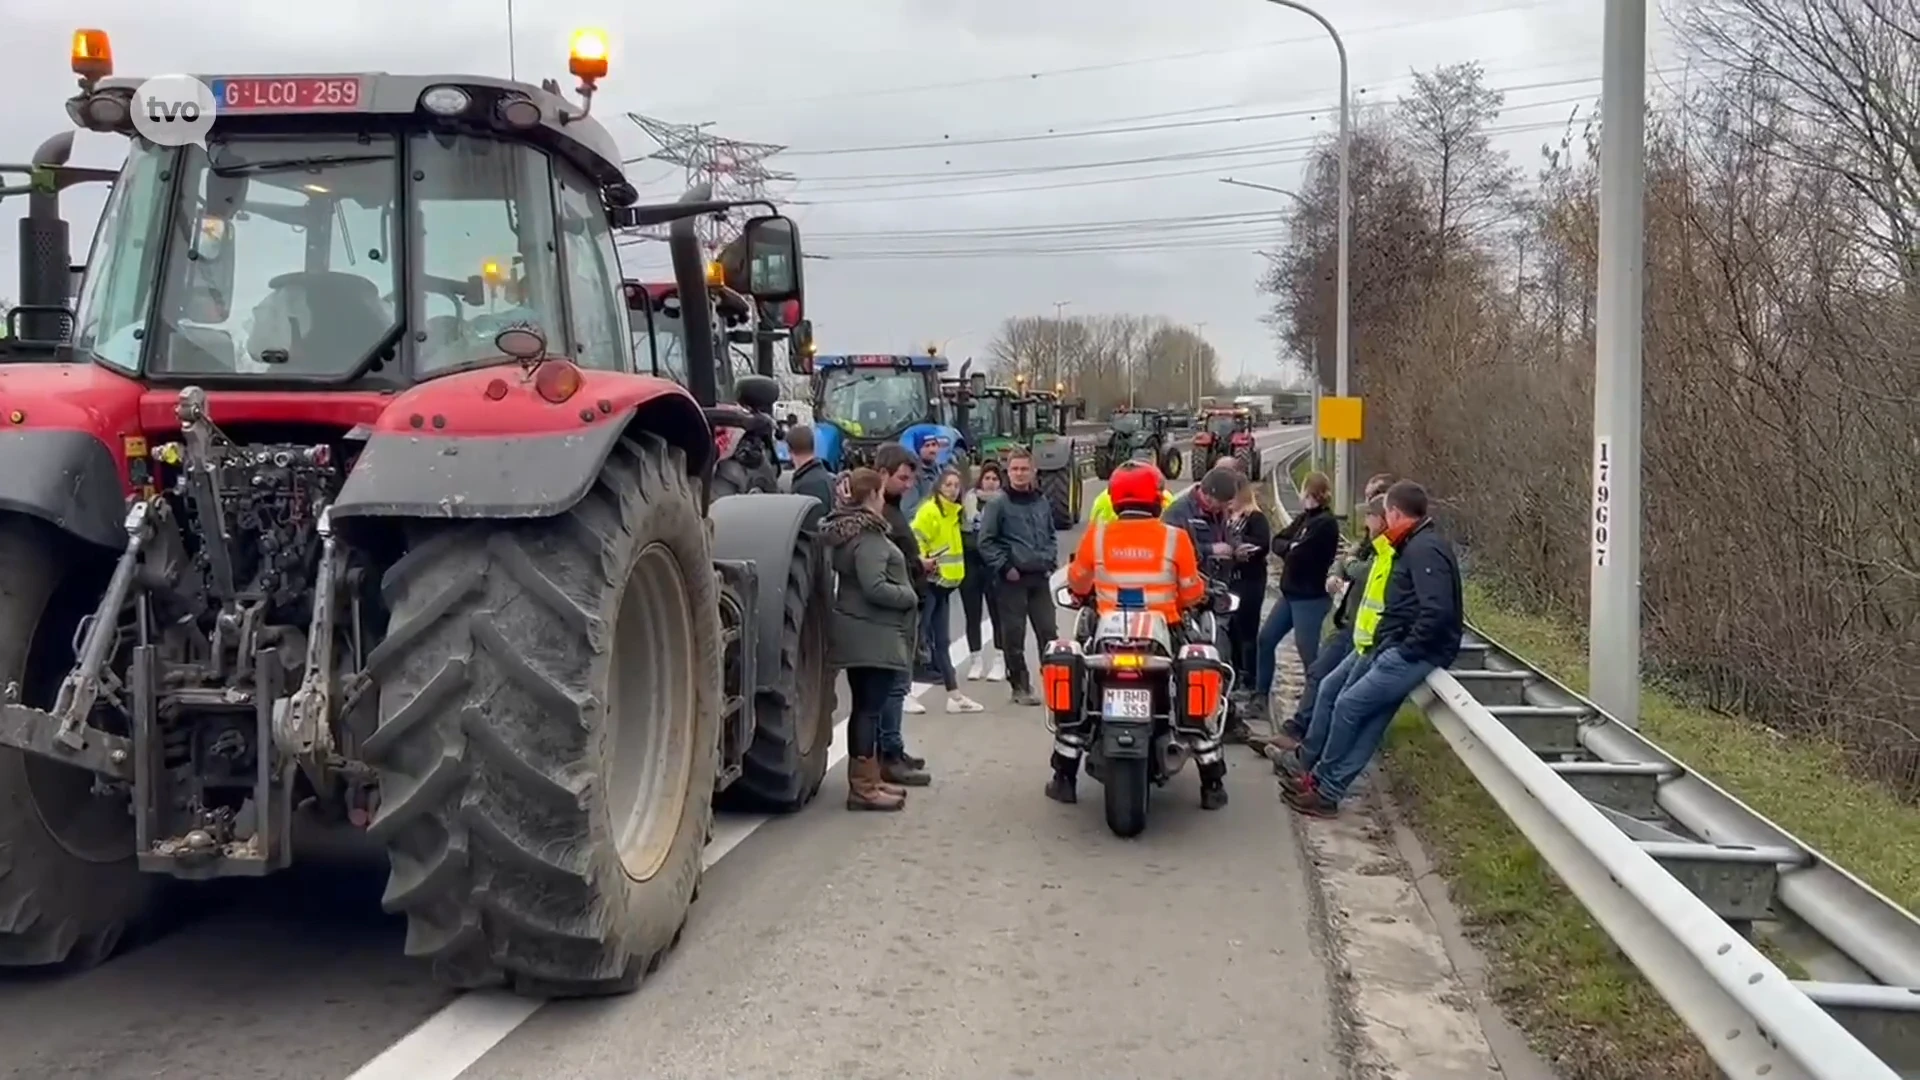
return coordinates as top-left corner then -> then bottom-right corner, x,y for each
822,468 -> 921,811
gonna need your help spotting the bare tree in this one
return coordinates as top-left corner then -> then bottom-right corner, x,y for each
1261,41 -> 1920,815
984,314 -> 1220,413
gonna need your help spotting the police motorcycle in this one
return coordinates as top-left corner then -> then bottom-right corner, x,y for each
1040,584 -> 1237,837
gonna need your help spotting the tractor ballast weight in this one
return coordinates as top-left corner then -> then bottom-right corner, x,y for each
0,29 -> 833,998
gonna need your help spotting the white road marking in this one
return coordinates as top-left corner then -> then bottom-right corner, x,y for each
345,636 -> 971,1080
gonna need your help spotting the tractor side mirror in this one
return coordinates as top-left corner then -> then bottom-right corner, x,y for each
736,373 -> 781,414
787,318 -> 815,375
725,214 -> 803,302
969,372 -> 987,396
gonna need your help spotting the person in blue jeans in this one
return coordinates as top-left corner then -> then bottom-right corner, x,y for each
1252,475 -> 1396,755
1247,471 -> 1342,721
1281,480 -> 1463,817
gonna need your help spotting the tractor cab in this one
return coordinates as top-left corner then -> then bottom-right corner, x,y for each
965,385 -> 1019,459
809,351 -> 961,470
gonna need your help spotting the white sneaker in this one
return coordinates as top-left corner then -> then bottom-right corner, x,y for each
967,652 -> 988,680
947,693 -> 985,714
986,655 -> 1006,682
903,696 -> 927,715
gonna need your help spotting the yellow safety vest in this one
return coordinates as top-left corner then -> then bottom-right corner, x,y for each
1088,488 -> 1175,525
910,497 -> 967,587
1351,535 -> 1396,655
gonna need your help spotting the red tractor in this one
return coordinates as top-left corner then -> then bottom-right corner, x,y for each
1188,407 -> 1262,480
0,29 -> 833,996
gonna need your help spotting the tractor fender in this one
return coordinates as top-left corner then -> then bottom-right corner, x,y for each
1030,436 -> 1076,473
708,492 -> 826,695
331,367 -> 712,521
813,421 -> 846,469
0,430 -> 129,549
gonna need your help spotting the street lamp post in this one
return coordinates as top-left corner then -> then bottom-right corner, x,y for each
1192,321 -> 1209,408
1589,0 -> 1647,729
1224,177 -> 1328,469
1052,299 -> 1073,392
1259,0 -> 1351,514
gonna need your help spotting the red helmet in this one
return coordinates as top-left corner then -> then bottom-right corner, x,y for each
1108,461 -> 1164,514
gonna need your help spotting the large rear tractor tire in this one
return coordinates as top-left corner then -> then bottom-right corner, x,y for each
1159,446 -> 1184,480
1233,446 -> 1256,479
1093,447 -> 1116,481
0,521 -> 154,970
366,433 -> 720,997
1040,467 -> 1076,531
716,533 -> 832,813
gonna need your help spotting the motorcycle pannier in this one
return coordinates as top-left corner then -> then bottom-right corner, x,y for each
1173,649 -> 1228,724
1040,640 -> 1085,716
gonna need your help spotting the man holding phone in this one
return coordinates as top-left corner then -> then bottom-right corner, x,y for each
1163,466 -> 1256,742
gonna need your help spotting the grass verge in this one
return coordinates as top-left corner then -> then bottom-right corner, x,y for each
1381,577 -> 1920,1078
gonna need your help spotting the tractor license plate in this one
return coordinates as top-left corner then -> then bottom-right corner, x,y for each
1102,688 -> 1152,719
212,77 -> 364,112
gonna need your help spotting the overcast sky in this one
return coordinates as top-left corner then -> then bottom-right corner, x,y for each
0,0 -> 1679,380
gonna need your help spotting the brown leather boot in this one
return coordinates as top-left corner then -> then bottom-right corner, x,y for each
847,756 -> 905,811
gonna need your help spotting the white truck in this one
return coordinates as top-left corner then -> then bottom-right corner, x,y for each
1232,394 -> 1275,425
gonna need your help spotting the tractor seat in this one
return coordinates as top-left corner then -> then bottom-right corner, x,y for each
246,271 -> 393,373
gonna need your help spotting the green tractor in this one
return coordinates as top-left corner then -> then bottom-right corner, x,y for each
1012,385 -> 1085,529
1092,406 -> 1183,481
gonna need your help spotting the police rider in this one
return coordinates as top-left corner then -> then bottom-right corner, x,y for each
1056,463 -> 1231,809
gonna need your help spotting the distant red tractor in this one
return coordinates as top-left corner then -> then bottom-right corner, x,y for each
1188,407 -> 1262,480
0,28 -> 832,996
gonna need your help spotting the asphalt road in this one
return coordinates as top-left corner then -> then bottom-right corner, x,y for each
0,426 -> 1325,1080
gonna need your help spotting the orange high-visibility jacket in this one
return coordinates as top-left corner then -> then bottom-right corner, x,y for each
1065,514 -> 1206,623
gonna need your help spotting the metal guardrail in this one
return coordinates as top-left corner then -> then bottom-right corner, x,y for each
1266,450 -> 1920,1080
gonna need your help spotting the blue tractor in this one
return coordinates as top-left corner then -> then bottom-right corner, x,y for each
809,351 -> 975,471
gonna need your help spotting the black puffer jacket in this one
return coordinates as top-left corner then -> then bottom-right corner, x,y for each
1372,518 -> 1464,668
1272,505 -> 1341,599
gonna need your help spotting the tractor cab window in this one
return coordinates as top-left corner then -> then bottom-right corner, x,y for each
1109,412 -> 1142,434
816,366 -> 928,439
74,142 -> 169,372
968,395 -> 1006,445
1030,402 -> 1058,435
412,134 -> 567,375
1205,414 -> 1237,442
554,166 -> 629,372
142,136 -> 402,376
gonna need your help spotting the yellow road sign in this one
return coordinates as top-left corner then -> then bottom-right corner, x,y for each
1318,396 -> 1363,442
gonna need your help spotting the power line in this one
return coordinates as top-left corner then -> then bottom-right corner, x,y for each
789,89 -> 1611,192
803,209 -> 1287,241
780,65 -> 1625,159
786,116 -> 1589,206
650,0 -> 1568,113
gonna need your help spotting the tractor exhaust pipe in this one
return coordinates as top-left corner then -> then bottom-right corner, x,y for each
669,183 -> 720,408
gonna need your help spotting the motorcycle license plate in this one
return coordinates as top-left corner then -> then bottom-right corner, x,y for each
1102,688 -> 1152,719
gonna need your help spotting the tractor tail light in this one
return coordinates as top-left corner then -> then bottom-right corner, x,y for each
533,360 -> 583,404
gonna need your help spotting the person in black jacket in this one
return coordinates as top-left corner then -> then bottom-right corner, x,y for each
782,425 -> 836,512
1224,480 -> 1271,698
977,449 -> 1061,706
1247,471 -> 1342,721
874,444 -> 935,786
1284,480 -> 1463,817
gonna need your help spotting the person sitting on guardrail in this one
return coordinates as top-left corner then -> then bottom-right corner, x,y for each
1281,481 -> 1463,817
1253,476 -> 1394,757
961,462 -> 1007,682
1245,471 -> 1341,724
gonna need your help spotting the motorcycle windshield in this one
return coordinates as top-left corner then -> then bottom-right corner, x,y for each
818,367 -> 929,441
